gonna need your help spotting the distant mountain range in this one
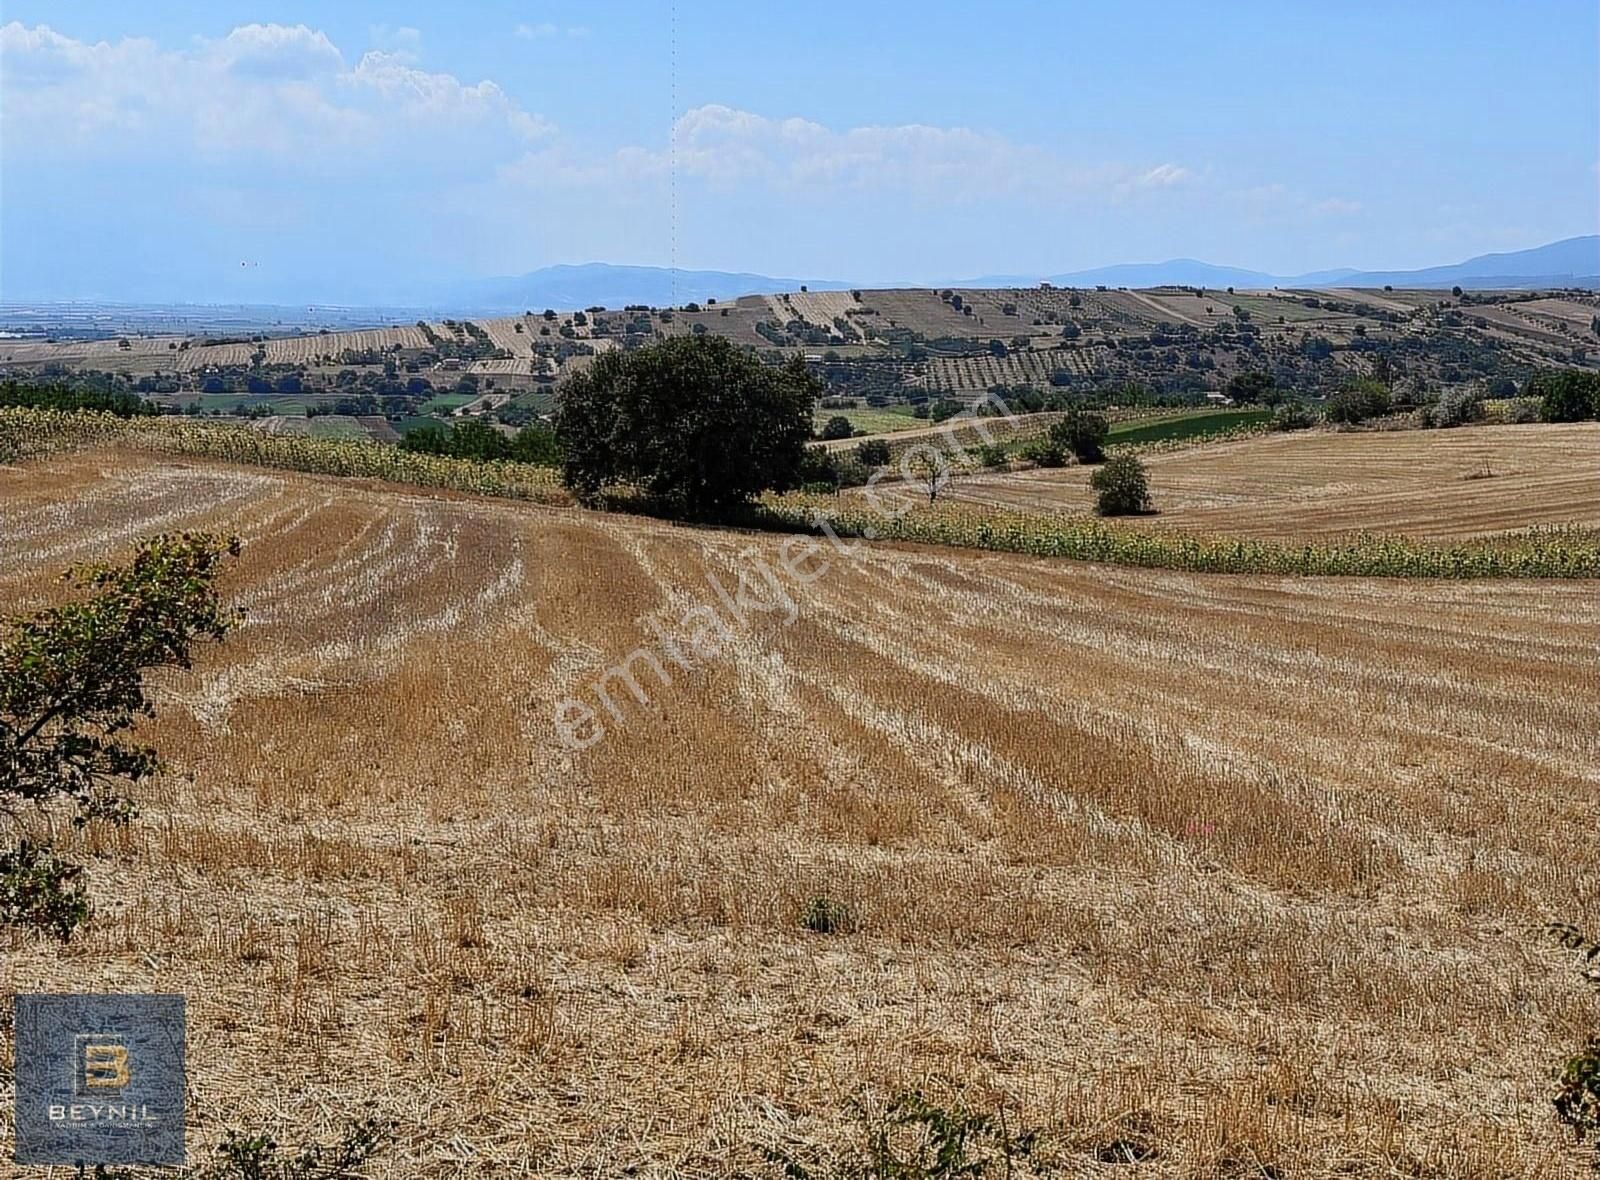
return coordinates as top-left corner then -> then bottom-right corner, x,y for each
433,264 -> 856,313
432,236 -> 1599,312
1012,235 -> 1600,293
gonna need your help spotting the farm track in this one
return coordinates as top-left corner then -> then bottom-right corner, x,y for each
1,447 -> 1597,1175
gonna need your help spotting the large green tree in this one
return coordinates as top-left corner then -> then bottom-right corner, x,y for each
0,532 -> 239,938
556,334 -> 818,516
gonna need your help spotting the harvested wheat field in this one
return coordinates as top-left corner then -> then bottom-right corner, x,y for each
940,423 -> 1600,541
2,447 -> 1598,1176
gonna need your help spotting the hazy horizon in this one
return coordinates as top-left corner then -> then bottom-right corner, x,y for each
2,1 -> 1597,304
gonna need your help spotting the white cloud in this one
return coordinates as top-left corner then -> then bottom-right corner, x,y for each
1310,197 -> 1363,217
590,104 -> 1188,203
0,21 -> 552,164
212,23 -> 344,78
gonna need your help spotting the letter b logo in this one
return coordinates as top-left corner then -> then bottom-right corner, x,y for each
80,1040 -> 131,1089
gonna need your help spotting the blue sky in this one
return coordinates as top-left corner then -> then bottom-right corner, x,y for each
2,1 -> 1596,303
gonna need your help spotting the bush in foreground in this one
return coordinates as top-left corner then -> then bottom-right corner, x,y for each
1090,454 -> 1153,516
0,532 -> 240,940
557,334 -> 817,516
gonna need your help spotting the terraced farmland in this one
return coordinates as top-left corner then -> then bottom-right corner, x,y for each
1,446 -> 1596,1175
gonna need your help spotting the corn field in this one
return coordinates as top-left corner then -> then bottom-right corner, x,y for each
772,494 -> 1600,577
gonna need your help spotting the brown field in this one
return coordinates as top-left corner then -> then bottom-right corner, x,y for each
937,423 -> 1600,540
2,446 -> 1597,1176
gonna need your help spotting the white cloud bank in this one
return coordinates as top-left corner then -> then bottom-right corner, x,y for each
2,23 -> 1190,204
0,21 -> 552,166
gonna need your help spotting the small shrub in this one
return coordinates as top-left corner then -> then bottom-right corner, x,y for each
975,443 -> 1008,469
0,532 -> 240,939
1049,410 -> 1109,463
1023,439 -> 1066,468
1090,455 -> 1152,516
1425,386 -> 1485,428
820,415 -> 856,441
856,439 -> 891,467
1545,923 -> 1600,1170
1271,404 -> 1316,431
767,1091 -> 1039,1179
802,896 -> 854,935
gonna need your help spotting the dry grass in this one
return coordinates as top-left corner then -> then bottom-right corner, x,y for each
1,447 -> 1597,1176
935,423 -> 1600,541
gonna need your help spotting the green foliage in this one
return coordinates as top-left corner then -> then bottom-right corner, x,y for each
1090,454 -> 1152,516
188,1117 -> 394,1180
1048,410 -> 1109,463
401,419 -> 560,465
799,446 -> 842,491
1224,370 -> 1275,404
1545,923 -> 1600,1169
1022,439 -> 1066,468
975,444 -> 1008,469
1324,379 -> 1392,424
84,1116 -> 394,1180
802,896 -> 854,935
1529,367 -> 1600,423
0,532 -> 240,939
767,1091 -> 1038,1180
556,335 -> 817,516
856,439 -> 891,467
0,379 -> 156,419
0,840 -> 88,940
820,415 -> 856,441
1271,403 -> 1317,431
1424,385 -> 1485,428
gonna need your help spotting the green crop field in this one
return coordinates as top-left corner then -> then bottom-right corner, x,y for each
1108,408 -> 1273,445
813,404 -> 923,436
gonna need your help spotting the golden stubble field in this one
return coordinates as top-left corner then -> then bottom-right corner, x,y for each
934,423 -> 1600,540
1,447 -> 1597,1176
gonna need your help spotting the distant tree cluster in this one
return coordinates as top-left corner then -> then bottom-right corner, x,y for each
0,379 -> 156,418
401,418 -> 560,465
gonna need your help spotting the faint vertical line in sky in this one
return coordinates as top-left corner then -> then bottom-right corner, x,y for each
670,0 -> 678,307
